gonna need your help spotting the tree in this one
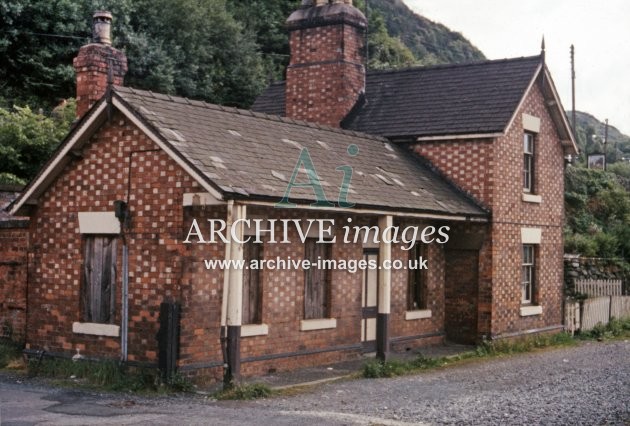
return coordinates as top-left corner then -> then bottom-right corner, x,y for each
0,99 -> 76,185
366,12 -> 416,70
122,0 -> 266,107
0,0 -> 87,109
0,0 -> 266,109
227,0 -> 301,81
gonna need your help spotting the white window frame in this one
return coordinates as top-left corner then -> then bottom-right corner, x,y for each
523,132 -> 535,193
521,244 -> 535,304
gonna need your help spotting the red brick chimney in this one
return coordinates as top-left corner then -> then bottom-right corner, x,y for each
285,0 -> 367,127
73,11 -> 127,118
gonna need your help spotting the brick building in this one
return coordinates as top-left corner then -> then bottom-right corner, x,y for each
2,1 -> 576,382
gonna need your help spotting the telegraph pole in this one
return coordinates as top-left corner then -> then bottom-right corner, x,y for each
604,118 -> 609,170
571,45 -> 576,135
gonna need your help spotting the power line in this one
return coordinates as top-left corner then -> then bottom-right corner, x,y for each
1,30 -> 87,41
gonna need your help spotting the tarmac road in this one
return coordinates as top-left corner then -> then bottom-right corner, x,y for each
0,340 -> 628,425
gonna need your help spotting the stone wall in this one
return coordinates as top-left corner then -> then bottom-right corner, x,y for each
564,255 -> 629,295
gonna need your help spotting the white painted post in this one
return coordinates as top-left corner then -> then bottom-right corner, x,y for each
377,215 -> 392,360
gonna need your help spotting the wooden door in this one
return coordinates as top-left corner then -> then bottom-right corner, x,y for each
82,235 -> 117,323
361,249 -> 378,351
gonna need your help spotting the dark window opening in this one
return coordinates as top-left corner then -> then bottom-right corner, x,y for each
304,238 -> 331,319
408,242 -> 427,310
242,241 -> 263,324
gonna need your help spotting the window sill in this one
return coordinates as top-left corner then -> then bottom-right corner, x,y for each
300,318 -> 337,331
72,322 -> 120,337
520,305 -> 543,317
405,309 -> 432,320
522,193 -> 542,204
241,324 -> 268,337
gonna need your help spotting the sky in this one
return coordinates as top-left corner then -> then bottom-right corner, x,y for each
405,0 -> 630,136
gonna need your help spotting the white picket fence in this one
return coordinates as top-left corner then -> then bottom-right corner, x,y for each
565,279 -> 628,332
611,296 -> 630,319
564,299 -> 580,335
575,279 -> 622,297
566,295 -> 630,333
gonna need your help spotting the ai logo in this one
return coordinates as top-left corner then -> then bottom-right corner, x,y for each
276,144 -> 359,208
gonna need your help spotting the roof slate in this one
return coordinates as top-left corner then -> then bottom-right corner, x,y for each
251,56 -> 542,138
114,86 -> 485,217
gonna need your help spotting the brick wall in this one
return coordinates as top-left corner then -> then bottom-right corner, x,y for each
413,138 -> 494,209
410,82 -> 566,340
24,111 -> 454,380
490,84 -> 565,336
285,9 -> 366,127
0,225 -> 29,342
390,238 -> 446,350
73,44 -> 127,118
178,209 -> 454,378
26,110 -> 199,361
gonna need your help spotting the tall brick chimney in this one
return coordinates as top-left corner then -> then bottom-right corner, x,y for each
285,0 -> 367,127
73,11 -> 127,118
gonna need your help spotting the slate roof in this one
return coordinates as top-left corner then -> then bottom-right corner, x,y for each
252,56 -> 542,138
113,86 -> 486,218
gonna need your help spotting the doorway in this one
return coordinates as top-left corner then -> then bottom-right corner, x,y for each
444,249 -> 479,344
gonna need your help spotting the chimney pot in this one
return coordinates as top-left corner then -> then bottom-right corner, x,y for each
74,11 -> 126,118
92,11 -> 112,45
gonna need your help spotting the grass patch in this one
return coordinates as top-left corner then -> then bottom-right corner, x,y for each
215,383 -> 273,400
363,332 -> 578,379
27,357 -> 193,393
0,341 -> 23,369
475,332 -> 576,357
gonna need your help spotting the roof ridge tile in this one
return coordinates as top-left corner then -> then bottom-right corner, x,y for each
112,86 -> 387,142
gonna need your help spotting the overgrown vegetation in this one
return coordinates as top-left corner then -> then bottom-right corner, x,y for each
215,383 -> 273,400
24,357 -> 193,393
0,341 -> 23,369
566,111 -> 630,268
577,317 -> 630,340
564,166 -> 630,264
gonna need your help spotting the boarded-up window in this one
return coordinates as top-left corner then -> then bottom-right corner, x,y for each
304,238 -> 331,319
408,243 -> 427,310
242,241 -> 262,324
82,236 -> 117,323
